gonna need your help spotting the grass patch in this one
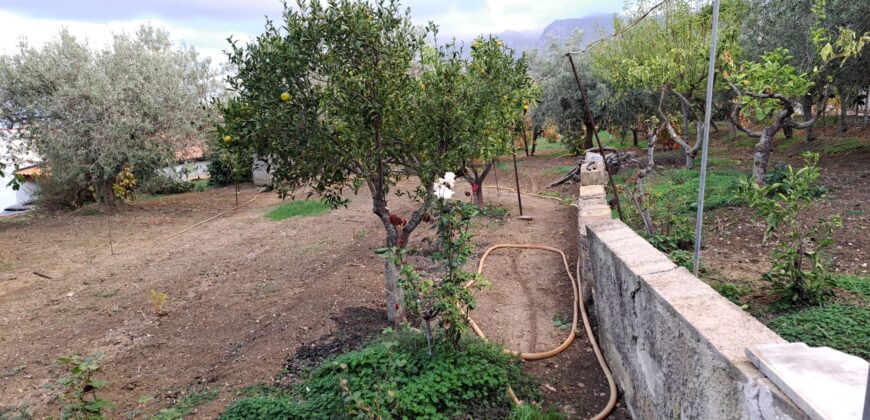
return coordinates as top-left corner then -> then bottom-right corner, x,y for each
531,139 -> 569,155
833,275 -> 870,302
221,331 -> 544,419
644,168 -> 744,213
155,388 -> 220,419
822,137 -> 868,154
768,304 -> 870,358
265,200 -> 331,221
544,165 -> 575,175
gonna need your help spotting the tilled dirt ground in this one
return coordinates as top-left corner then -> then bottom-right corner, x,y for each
0,153 -> 629,418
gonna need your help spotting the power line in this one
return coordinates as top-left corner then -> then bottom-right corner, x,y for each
566,0 -> 671,56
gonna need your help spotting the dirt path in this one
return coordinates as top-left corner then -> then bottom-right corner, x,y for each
0,168 -> 627,418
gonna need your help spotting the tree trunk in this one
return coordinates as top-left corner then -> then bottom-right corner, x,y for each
472,186 -> 484,207
95,180 -> 117,205
752,125 -> 780,183
631,128 -> 639,146
583,120 -> 595,150
864,86 -> 869,129
839,92 -> 850,132
680,101 -> 692,168
802,96 -> 815,142
384,259 -> 405,324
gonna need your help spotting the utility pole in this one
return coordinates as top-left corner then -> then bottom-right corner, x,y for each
692,0 -> 721,276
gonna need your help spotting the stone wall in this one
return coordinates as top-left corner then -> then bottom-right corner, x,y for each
577,184 -> 808,420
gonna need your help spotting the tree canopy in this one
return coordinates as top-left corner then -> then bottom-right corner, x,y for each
0,26 -> 216,206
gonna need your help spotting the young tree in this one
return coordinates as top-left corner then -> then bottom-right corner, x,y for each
0,27 -> 215,206
217,0 -> 530,322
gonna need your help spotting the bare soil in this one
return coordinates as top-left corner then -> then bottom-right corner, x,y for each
0,155 -> 629,419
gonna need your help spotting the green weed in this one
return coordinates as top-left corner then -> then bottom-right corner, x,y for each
768,304 -> 870,358
713,282 -> 751,304
0,364 -> 26,379
265,200 -> 331,221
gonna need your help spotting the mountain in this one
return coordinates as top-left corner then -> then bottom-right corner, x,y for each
536,14 -> 614,51
454,14 -> 617,56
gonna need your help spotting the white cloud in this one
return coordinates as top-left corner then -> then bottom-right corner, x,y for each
0,10 -> 248,65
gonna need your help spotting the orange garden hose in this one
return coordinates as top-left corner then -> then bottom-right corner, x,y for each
464,216 -> 617,418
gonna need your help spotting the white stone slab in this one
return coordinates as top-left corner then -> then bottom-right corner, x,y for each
746,343 -> 869,420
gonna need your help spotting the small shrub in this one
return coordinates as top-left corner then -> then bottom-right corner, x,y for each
480,204 -> 508,222
736,152 -> 842,306
138,174 -> 194,195
768,304 -> 870,358
509,404 -> 566,420
55,353 -> 114,419
668,250 -> 696,272
149,290 -> 168,316
206,148 -> 253,188
265,200 -> 331,221
111,164 -> 137,201
552,312 -> 572,331
385,186 -> 484,354
764,162 -> 828,199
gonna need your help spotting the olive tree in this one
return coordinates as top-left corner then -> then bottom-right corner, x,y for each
529,31 -> 606,154
0,26 -> 215,206
217,0 -> 531,322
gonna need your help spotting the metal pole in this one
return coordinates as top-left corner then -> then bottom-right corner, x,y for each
512,149 -> 523,216
492,160 -> 500,197
566,53 -> 625,221
692,0 -> 721,276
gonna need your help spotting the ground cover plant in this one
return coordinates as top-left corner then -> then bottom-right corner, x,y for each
265,200 -> 332,221
221,331 -> 552,419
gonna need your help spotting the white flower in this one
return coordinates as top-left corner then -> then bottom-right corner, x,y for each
443,172 -> 456,188
433,183 -> 454,200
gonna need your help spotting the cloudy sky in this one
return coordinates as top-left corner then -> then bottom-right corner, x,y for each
0,0 -> 624,64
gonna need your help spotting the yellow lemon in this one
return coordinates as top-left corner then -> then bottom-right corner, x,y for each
497,41 -> 503,47
223,135 -> 232,143
419,81 -> 426,91
523,104 -> 529,111
471,41 -> 478,49
742,80 -> 750,86
280,91 -> 290,101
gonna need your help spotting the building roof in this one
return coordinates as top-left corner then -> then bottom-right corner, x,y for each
13,165 -> 43,178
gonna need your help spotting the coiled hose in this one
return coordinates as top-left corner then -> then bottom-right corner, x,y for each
463,222 -> 617,419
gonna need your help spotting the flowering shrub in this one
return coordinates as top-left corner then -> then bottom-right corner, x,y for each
381,173 -> 486,354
